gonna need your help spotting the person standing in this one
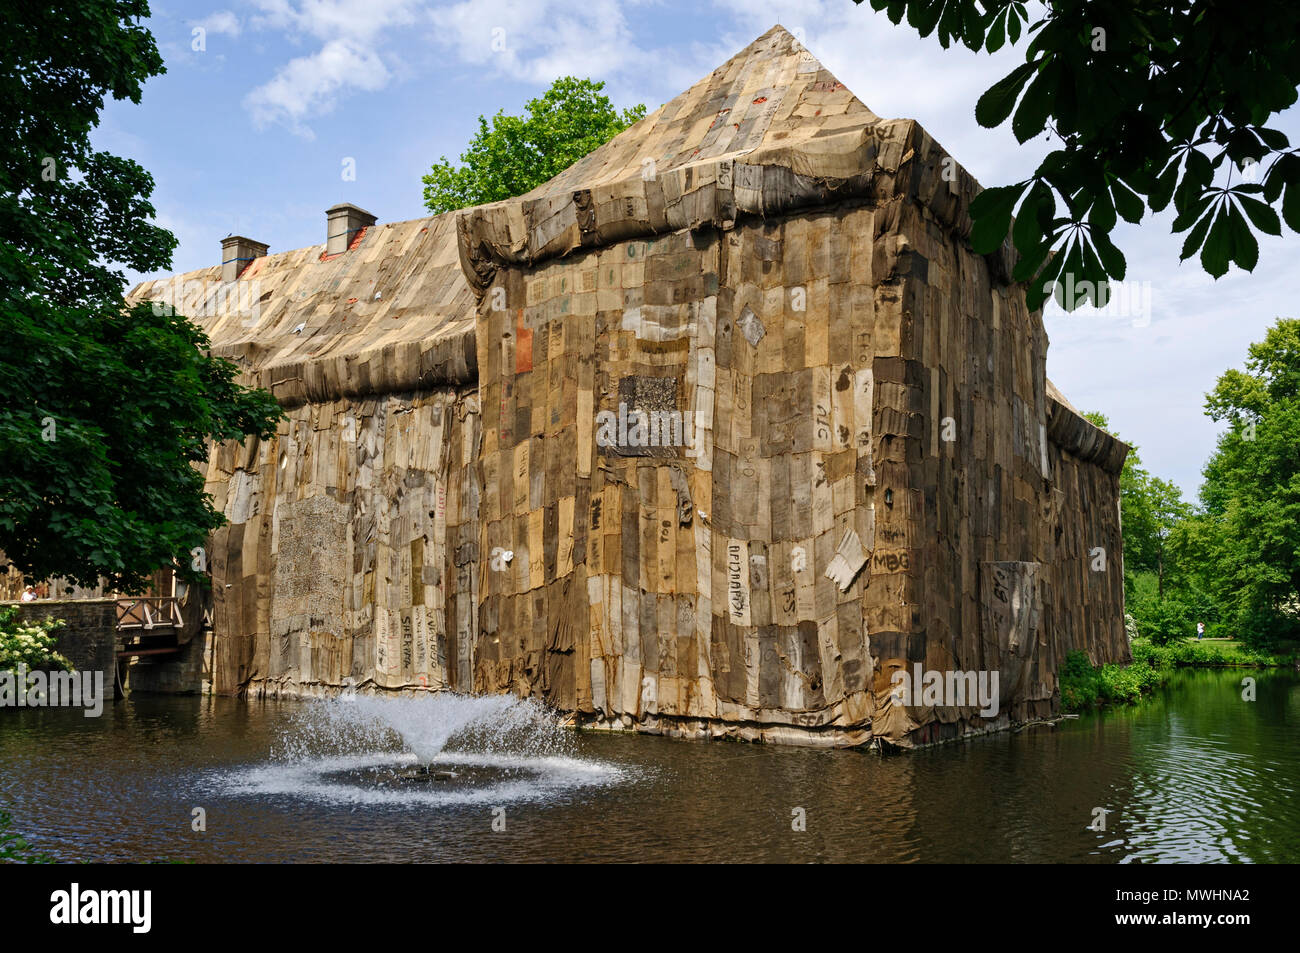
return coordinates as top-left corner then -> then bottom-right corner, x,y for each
1196,621 -> 1205,641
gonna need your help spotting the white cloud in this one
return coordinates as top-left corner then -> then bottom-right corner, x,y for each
427,0 -> 658,88
244,38 -> 391,136
241,0 -> 423,135
1043,216 -> 1299,499
251,0 -> 421,40
193,11 -> 242,36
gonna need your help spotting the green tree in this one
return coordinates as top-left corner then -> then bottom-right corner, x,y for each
1085,411 -> 1210,643
1195,318 -> 1300,644
0,1 -> 283,591
1083,411 -> 1190,594
856,1 -> 1300,312
1127,472 -> 1191,598
422,77 -> 646,213
1162,512 -> 1231,637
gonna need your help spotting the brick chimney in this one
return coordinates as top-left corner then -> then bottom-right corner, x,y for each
220,235 -> 268,282
326,203 -> 377,255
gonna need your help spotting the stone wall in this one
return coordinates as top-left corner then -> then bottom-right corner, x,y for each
4,599 -> 118,694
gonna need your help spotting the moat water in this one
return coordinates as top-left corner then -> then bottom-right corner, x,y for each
2,667 -> 1296,862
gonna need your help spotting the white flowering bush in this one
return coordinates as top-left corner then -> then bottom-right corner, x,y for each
0,606 -> 72,673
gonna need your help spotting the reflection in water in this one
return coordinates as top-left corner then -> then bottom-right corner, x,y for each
0,668 -> 1295,863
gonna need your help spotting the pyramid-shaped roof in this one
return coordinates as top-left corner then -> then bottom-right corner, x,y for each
522,25 -> 879,197
457,25 -> 935,289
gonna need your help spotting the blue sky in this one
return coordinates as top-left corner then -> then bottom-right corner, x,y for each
99,0 -> 1300,500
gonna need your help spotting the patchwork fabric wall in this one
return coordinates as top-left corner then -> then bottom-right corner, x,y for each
204,388 -> 481,696
1044,402 -> 1129,667
474,227 -> 725,722
475,200 -> 932,746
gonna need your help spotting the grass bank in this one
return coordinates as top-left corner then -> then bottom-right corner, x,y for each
1059,638 -> 1295,713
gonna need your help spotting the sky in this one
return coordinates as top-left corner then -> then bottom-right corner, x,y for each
98,0 -> 1300,501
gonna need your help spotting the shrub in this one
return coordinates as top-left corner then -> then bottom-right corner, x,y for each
1138,638 -> 1176,664
1131,595 -> 1202,645
1059,650 -> 1103,712
1060,643 -> 1175,712
0,606 -> 72,674
1061,634 -> 1292,714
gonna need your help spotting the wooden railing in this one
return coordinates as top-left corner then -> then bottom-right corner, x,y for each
116,597 -> 184,631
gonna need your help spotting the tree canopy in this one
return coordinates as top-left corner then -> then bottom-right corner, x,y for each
422,76 -> 646,213
0,1 -> 283,591
1088,319 -> 1300,647
857,1 -> 1300,312
1193,318 -> 1300,641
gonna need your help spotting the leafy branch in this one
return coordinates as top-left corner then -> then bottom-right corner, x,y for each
858,0 -> 1300,311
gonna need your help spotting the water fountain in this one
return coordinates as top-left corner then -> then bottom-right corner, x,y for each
215,692 -> 629,808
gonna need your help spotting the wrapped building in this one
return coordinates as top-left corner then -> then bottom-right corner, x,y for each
128,26 -> 1129,747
